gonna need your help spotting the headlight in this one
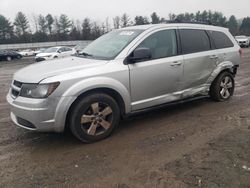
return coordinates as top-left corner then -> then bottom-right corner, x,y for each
20,82 -> 60,98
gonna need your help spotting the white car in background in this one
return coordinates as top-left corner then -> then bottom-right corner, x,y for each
35,46 -> 75,62
235,35 -> 250,48
18,49 -> 35,57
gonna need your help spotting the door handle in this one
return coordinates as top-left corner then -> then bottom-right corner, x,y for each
210,55 -> 218,59
171,61 -> 182,66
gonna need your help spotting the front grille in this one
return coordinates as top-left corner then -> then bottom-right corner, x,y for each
11,80 -> 22,99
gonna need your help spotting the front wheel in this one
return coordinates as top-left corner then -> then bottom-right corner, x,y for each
69,93 -> 120,143
210,72 -> 235,101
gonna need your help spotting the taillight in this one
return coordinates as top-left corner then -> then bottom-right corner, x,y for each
239,48 -> 243,58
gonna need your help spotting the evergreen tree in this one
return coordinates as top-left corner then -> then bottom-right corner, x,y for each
14,12 -> 29,37
38,15 -> 47,34
227,15 -> 238,35
151,12 -> 160,24
58,14 -> 71,35
45,14 -> 54,36
134,16 -> 149,25
82,18 -> 92,40
0,14 -> 13,42
240,17 -> 250,35
121,13 -> 131,28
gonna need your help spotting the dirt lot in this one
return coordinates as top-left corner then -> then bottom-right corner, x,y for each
0,51 -> 250,188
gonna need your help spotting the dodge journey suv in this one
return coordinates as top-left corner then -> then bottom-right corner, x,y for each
7,23 -> 241,142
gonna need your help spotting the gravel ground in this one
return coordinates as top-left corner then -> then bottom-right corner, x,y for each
0,51 -> 250,188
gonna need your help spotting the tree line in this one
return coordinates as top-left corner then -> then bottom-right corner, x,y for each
0,10 -> 250,44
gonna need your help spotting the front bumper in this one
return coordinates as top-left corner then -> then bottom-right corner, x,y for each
35,57 -> 46,62
35,56 -> 53,62
6,91 -> 64,132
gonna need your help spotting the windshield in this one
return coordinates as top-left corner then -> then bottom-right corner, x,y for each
44,47 -> 59,53
79,29 -> 143,60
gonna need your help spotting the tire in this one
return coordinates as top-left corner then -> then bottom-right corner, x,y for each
6,56 -> 12,61
209,71 -> 235,102
69,93 -> 120,143
17,55 -> 22,59
54,56 -> 58,59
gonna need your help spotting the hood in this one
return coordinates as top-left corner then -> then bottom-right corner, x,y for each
236,38 -> 248,42
36,52 -> 55,57
14,57 -> 108,83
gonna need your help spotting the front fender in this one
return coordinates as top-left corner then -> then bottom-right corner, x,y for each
62,77 -> 131,109
53,77 -> 131,132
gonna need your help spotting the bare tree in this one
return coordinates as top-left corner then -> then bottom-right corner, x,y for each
31,14 -> 39,33
113,16 -> 120,29
105,17 -> 110,32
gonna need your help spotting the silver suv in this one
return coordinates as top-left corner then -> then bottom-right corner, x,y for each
7,23 -> 241,142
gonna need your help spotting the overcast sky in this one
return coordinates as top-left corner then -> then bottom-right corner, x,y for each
0,0 -> 249,23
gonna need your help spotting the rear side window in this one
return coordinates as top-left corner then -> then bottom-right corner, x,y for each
179,29 -> 211,54
209,31 -> 234,49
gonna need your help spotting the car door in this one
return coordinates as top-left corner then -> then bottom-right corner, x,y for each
56,48 -> 63,58
208,30 -> 235,67
128,29 -> 184,111
61,48 -> 68,57
178,28 -> 218,95
65,47 -> 73,56
62,47 -> 72,57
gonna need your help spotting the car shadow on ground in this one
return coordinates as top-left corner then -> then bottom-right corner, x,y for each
17,96 -> 212,149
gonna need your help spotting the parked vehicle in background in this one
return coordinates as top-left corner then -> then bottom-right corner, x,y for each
34,48 -> 46,55
18,49 -> 36,57
7,23 -> 241,143
0,50 -> 22,61
235,35 -> 250,47
35,46 -> 75,62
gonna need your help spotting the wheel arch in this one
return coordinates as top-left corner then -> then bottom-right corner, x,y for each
207,61 -> 238,87
64,87 -> 127,131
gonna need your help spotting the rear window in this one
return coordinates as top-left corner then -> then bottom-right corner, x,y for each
179,29 -> 211,54
209,31 -> 234,49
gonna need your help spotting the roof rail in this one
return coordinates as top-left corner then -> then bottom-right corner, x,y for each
166,19 -> 213,25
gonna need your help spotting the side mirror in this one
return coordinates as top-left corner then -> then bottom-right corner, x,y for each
58,50 -> 62,53
126,48 -> 151,64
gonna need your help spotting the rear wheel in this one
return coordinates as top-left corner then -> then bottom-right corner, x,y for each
69,93 -> 120,143
210,72 -> 235,101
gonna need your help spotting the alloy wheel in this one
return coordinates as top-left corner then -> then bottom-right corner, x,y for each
80,102 -> 113,136
219,76 -> 233,99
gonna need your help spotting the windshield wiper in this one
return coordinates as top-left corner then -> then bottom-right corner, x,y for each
78,52 -> 93,57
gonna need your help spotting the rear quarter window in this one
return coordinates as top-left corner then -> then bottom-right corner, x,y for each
209,31 -> 234,49
179,29 -> 211,54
